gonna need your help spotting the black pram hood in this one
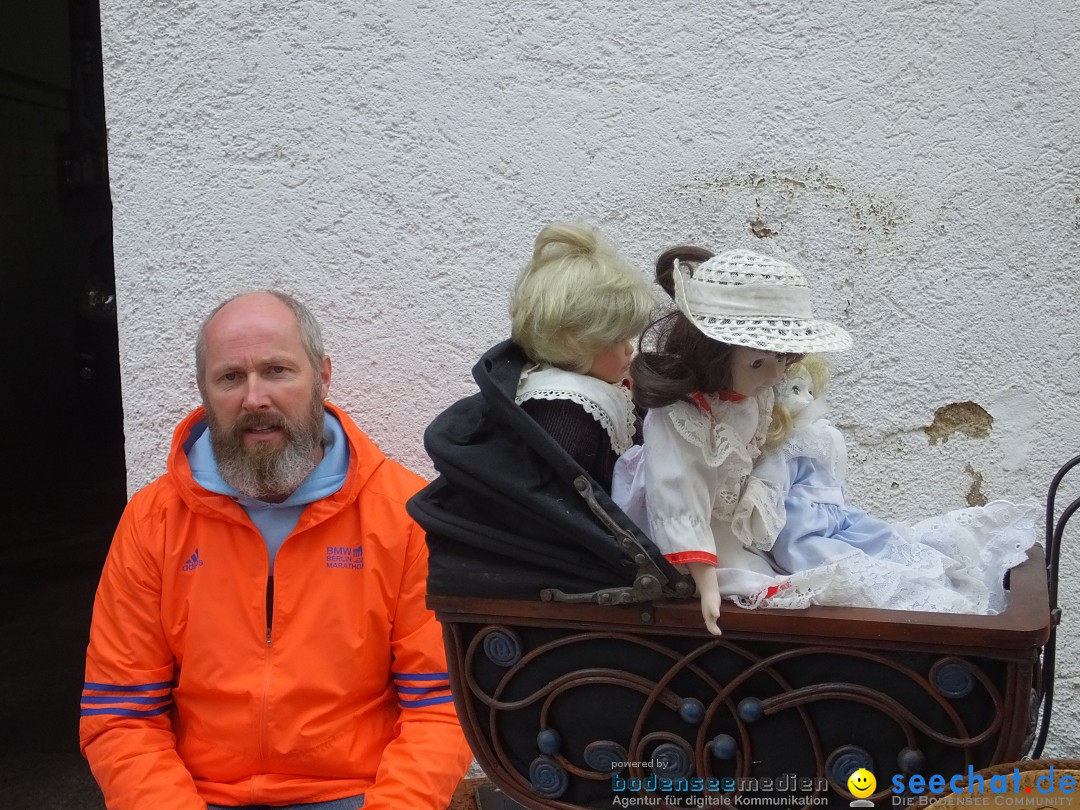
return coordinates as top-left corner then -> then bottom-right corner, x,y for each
407,340 -> 694,603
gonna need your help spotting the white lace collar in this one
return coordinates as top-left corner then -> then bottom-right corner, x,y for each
663,389 -> 772,467
515,364 -> 637,453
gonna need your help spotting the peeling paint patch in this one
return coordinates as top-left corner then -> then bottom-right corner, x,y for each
749,218 -> 776,238
682,165 -> 907,243
853,198 -> 902,237
964,463 -> 988,507
923,401 -> 993,446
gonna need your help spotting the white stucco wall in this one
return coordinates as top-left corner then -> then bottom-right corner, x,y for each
100,1 -> 1079,755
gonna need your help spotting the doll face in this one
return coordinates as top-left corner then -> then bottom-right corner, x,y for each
780,367 -> 815,413
729,347 -> 788,397
587,338 -> 634,384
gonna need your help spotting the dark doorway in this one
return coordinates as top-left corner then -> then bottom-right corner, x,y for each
1,1 -> 124,806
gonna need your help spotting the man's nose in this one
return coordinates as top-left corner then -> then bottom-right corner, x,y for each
240,375 -> 272,411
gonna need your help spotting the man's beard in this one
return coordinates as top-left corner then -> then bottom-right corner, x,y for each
206,386 -> 325,502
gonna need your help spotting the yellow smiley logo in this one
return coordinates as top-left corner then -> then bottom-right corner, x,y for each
847,768 -> 876,798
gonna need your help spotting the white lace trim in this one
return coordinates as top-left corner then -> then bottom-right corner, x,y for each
665,390 -> 772,467
658,391 -> 784,552
729,500 -> 1038,614
750,394 -> 772,461
782,418 -> 844,479
732,476 -> 786,552
667,405 -> 751,469
733,579 -> 820,610
515,365 -> 637,453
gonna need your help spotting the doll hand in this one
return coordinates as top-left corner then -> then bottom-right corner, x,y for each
687,562 -> 722,636
699,591 -> 722,636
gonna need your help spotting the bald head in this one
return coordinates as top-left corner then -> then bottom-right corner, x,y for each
196,291 -> 331,501
196,291 -> 325,394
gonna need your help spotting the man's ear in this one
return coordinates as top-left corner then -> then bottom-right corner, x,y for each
320,356 -> 332,399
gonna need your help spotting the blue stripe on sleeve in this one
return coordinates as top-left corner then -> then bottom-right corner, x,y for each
391,672 -> 449,681
82,680 -> 174,693
80,704 -> 173,718
400,694 -> 455,708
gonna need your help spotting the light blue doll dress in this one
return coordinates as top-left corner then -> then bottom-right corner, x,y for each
749,410 -> 1037,614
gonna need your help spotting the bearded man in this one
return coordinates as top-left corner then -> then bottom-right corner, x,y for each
80,291 -> 472,810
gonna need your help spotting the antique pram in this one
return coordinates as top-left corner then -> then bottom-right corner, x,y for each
408,341 -> 1067,810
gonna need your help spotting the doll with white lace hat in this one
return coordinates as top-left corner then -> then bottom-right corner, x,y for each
748,355 -> 1037,613
510,222 -> 656,492
611,247 -> 852,635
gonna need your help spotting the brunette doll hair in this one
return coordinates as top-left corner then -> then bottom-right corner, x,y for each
631,245 -> 737,409
631,245 -> 803,411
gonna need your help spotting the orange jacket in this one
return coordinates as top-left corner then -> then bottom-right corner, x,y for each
80,404 -> 472,810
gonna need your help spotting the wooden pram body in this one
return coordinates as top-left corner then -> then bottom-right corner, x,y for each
409,342 -> 1065,810
430,549 -> 1049,809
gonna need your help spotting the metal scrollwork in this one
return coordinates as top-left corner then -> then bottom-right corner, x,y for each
453,622 -> 1021,809
930,657 -> 976,699
529,756 -> 568,798
481,626 -> 522,668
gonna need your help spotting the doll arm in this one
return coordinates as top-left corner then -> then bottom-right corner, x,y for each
732,449 -> 792,551
642,405 -> 729,635
752,444 -> 795,494
642,404 -> 723,567
687,562 -> 722,635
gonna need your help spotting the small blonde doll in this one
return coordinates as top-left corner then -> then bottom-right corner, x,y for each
510,223 -> 655,491
751,356 -> 1036,614
613,248 -> 851,634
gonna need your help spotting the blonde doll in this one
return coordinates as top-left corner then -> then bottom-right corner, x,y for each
751,356 -> 1036,613
612,248 -> 851,634
510,223 -> 655,491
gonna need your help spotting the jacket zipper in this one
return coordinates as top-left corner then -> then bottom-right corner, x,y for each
265,575 -> 274,646
257,573 -> 274,796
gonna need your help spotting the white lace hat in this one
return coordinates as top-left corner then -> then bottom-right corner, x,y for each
672,249 -> 852,353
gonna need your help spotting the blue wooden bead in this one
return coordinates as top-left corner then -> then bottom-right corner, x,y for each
897,747 -> 925,775
737,697 -> 764,723
710,734 -> 737,760
679,698 -> 705,724
536,728 -> 561,755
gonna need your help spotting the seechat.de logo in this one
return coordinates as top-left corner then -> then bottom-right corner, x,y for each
892,765 -> 1079,803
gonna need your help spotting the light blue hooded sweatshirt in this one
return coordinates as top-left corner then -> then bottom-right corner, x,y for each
185,411 -> 349,573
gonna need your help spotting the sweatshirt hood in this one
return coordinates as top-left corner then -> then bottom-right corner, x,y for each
167,402 -> 386,526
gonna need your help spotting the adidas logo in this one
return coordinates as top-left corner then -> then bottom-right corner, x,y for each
182,549 -> 205,572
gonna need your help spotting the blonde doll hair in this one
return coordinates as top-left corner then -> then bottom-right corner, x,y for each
764,354 -> 831,451
510,223 -> 656,372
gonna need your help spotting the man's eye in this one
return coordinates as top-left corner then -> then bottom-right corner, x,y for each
751,360 -> 763,369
